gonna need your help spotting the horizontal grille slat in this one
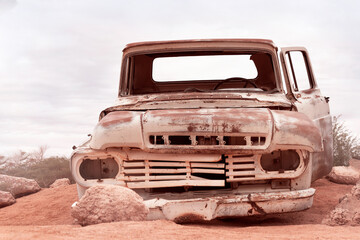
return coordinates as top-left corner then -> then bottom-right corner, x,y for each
226,164 -> 255,169
226,171 -> 256,176
149,162 -> 188,167
121,175 -> 187,181
227,177 -> 257,182
123,168 -> 189,174
190,163 -> 225,168
192,168 -> 225,174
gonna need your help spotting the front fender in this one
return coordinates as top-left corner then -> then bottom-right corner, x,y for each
90,111 -> 144,149
270,110 -> 323,152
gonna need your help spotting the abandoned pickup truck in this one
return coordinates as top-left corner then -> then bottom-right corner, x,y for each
71,39 -> 333,221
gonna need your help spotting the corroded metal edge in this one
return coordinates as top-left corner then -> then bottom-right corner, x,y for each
145,188 -> 315,221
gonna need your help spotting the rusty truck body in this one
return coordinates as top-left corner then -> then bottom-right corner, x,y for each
70,39 -> 333,221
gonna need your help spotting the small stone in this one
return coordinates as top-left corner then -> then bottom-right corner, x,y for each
0,174 -> 41,198
328,166 -> 360,185
50,178 -> 70,188
0,190 -> 16,208
329,208 -> 350,225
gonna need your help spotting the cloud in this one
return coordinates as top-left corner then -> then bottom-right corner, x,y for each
0,0 -> 16,15
0,0 -> 359,156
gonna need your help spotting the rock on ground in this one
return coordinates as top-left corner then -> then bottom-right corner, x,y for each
327,166 -> 360,185
71,185 -> 149,226
50,178 -> 70,188
0,174 -> 41,198
323,183 -> 360,226
0,190 -> 16,208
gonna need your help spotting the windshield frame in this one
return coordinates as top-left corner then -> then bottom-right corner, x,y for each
119,45 -> 283,97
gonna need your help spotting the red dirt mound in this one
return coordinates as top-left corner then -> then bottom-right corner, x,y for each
0,177 -> 354,226
0,184 -> 77,225
0,159 -> 359,240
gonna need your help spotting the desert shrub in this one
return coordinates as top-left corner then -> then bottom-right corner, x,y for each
0,146 -> 48,170
332,116 -> 359,166
0,156 -> 74,188
353,145 -> 360,160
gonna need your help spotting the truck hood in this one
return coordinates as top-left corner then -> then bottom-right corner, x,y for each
90,107 -> 322,154
100,92 -> 292,117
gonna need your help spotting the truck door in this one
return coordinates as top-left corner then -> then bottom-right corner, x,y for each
280,47 -> 333,181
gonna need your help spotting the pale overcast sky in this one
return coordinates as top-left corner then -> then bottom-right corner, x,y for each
0,0 -> 359,156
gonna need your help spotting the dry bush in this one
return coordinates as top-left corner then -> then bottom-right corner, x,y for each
0,145 -> 49,170
353,147 -> 360,160
332,116 -> 360,166
0,147 -> 73,188
0,156 -> 74,188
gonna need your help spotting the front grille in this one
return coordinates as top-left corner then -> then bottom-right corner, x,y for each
120,159 -> 225,189
107,151 -> 305,189
118,155 -> 260,188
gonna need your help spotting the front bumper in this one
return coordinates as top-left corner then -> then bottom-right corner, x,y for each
145,188 -> 315,221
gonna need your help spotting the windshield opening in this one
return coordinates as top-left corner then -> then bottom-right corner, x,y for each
126,51 -> 277,95
153,55 -> 258,81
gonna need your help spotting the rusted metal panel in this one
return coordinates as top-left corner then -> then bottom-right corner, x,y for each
142,108 -> 272,151
271,110 -> 323,152
311,115 -> 333,181
104,92 -> 292,113
90,111 -> 144,149
144,188 -> 315,221
143,108 -> 271,133
90,107 -> 323,155
98,111 -> 134,127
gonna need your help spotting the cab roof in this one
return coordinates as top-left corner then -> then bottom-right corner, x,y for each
123,39 -> 277,53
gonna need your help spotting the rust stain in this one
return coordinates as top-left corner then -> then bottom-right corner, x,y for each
248,201 -> 266,215
187,124 -> 195,132
222,122 -> 229,132
99,111 -> 134,127
301,88 -> 316,94
144,108 -> 271,134
231,125 -> 240,133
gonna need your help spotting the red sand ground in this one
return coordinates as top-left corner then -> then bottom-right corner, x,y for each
0,159 -> 359,239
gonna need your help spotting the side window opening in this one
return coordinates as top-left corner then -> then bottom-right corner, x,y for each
285,51 -> 312,91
